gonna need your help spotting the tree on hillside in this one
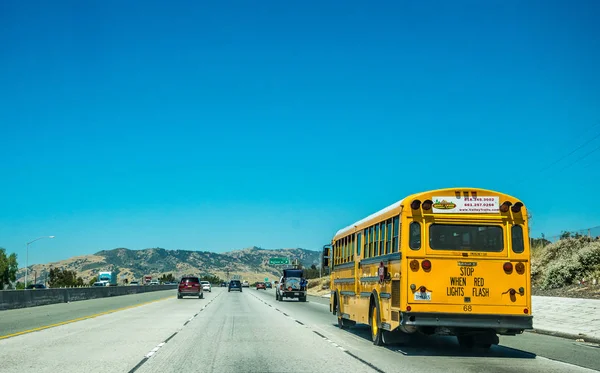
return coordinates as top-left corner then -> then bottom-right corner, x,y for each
89,276 -> 98,286
0,248 -> 19,290
200,274 -> 223,284
48,268 -> 84,288
159,273 -> 175,283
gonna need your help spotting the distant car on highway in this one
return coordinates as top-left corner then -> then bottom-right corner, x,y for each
242,280 -> 249,288
220,282 -> 227,287
149,279 -> 159,285
129,281 -> 140,286
256,282 -> 266,290
92,281 -> 106,287
178,277 -> 203,299
228,280 -> 242,292
26,284 -> 46,289
265,282 -> 272,289
200,281 -> 212,292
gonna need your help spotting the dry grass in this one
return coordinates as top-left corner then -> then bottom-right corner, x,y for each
307,276 -> 330,297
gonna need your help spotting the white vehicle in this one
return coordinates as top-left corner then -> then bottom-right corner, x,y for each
242,280 -> 249,288
149,279 -> 159,285
97,271 -> 118,286
200,281 -> 212,292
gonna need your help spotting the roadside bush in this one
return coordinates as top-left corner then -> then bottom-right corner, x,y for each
534,237 -> 600,289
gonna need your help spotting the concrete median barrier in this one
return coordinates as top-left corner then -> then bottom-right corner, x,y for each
0,285 -> 178,310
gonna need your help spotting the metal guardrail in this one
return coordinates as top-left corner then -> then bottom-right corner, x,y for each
0,284 -> 178,311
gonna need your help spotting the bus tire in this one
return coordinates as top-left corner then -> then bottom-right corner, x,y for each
335,298 -> 347,329
369,297 -> 384,346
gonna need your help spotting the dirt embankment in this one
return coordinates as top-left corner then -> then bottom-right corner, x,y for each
531,236 -> 600,299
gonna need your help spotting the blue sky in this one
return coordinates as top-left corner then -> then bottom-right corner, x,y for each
1,1 -> 599,266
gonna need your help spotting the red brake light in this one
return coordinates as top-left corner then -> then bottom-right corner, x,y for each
503,262 -> 513,273
421,260 -> 431,271
406,306 -> 412,312
524,308 -> 529,314
422,200 -> 433,211
509,289 -> 516,296
419,286 -> 426,293
411,199 -> 421,210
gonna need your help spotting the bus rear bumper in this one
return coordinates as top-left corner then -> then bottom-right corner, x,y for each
401,312 -> 533,334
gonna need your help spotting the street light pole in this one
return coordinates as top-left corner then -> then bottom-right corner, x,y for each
25,236 -> 55,288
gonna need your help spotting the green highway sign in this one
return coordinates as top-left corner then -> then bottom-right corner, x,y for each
269,257 -> 289,265
264,277 -> 269,282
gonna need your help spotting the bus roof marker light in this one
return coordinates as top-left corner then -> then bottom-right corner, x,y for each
422,200 -> 433,211
500,201 -> 512,213
511,202 -> 524,213
411,200 -> 421,210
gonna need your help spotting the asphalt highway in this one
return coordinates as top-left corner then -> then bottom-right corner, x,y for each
0,287 -> 597,373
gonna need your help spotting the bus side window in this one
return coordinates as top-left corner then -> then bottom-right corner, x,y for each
357,233 -> 362,257
512,225 -> 525,253
364,229 -> 369,258
373,224 -> 379,256
386,219 -> 392,254
392,216 -> 400,252
369,226 -> 374,257
409,222 -> 421,250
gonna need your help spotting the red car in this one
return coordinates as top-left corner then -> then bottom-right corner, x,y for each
178,276 -> 204,299
256,282 -> 266,290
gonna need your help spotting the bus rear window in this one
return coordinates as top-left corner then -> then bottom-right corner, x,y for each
429,224 -> 504,252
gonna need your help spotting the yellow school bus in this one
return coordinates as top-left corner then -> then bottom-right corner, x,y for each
321,187 -> 532,348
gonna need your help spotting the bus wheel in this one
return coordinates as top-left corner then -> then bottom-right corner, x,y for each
336,301 -> 349,329
369,302 -> 384,346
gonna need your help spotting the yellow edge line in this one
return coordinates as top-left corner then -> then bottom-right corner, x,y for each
0,295 -> 173,340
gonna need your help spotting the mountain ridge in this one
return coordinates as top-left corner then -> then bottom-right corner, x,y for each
16,246 -> 321,285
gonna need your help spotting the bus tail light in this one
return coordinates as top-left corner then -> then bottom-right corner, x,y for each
524,308 -> 529,314
516,262 -> 525,274
422,200 -> 433,211
509,289 -> 516,296
419,286 -> 426,293
503,262 -> 513,273
407,306 -> 412,312
511,202 -> 524,213
410,260 -> 419,271
500,201 -> 512,213
411,200 -> 421,210
421,260 -> 432,271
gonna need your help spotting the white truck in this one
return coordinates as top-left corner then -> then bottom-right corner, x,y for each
97,271 -> 118,286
